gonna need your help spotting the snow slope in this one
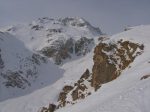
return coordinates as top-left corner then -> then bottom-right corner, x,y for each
0,25 -> 150,112
0,32 -> 63,101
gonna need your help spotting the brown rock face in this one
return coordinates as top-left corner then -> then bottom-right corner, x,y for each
40,104 -> 56,112
57,85 -> 73,107
57,69 -> 92,108
39,39 -> 144,112
80,69 -> 90,79
92,40 -> 144,91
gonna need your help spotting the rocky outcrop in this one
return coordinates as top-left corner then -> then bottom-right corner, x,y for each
98,35 -> 109,42
0,49 -> 4,69
41,38 -> 74,65
140,74 -> 150,80
31,53 -> 47,65
92,40 -> 144,90
46,28 -> 62,37
41,37 -> 94,65
75,37 -> 94,56
124,27 -> 133,31
31,25 -> 44,31
1,71 -> 30,89
40,104 -> 56,112
57,85 -> 74,107
39,69 -> 92,112
39,39 -> 144,111
59,17 -> 102,35
57,69 -> 92,108
0,51 -> 48,89
0,53 -> 47,89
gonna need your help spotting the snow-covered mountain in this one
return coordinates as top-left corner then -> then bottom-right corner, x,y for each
1,17 -> 102,64
54,25 -> 150,112
0,18 -> 150,112
0,31 -> 63,101
39,25 -> 150,112
0,17 -> 102,104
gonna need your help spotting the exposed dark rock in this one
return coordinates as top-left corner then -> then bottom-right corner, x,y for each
65,38 -> 74,54
0,50 -> 4,69
0,52 -> 47,89
124,27 -> 133,31
31,25 -> 44,30
58,92 -> 67,107
41,37 -> 94,65
57,85 -> 74,107
63,85 -> 74,93
48,104 -> 56,112
140,74 -> 150,80
41,38 -> 73,65
57,69 -> 91,108
31,53 -> 47,65
71,89 -> 79,101
71,84 -> 87,101
75,37 -> 94,56
80,69 -> 90,79
71,69 -> 91,100
98,36 -> 109,42
92,40 -> 144,91
1,71 -> 30,89
40,104 -> 56,112
47,28 -> 62,34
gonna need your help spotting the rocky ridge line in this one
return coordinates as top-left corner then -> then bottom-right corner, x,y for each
39,38 -> 144,112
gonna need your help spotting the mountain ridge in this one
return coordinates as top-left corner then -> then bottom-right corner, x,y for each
0,19 -> 150,112
1,17 -> 102,65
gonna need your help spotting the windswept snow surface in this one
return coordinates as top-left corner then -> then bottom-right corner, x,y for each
0,25 -> 150,112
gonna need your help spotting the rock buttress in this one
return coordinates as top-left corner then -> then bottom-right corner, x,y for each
92,40 -> 144,91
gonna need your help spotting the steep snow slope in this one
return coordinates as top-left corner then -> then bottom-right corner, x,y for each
0,50 -> 94,112
0,32 -> 63,101
0,25 -> 150,112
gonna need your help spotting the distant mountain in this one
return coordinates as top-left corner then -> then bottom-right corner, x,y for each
0,31 -> 63,101
1,17 -> 102,64
0,17 -> 102,101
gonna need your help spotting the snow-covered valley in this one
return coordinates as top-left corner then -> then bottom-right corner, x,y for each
0,17 -> 150,112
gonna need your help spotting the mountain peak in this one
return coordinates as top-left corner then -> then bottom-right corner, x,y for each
0,17 -> 102,65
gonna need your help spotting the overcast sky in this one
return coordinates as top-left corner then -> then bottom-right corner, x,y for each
0,0 -> 150,34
